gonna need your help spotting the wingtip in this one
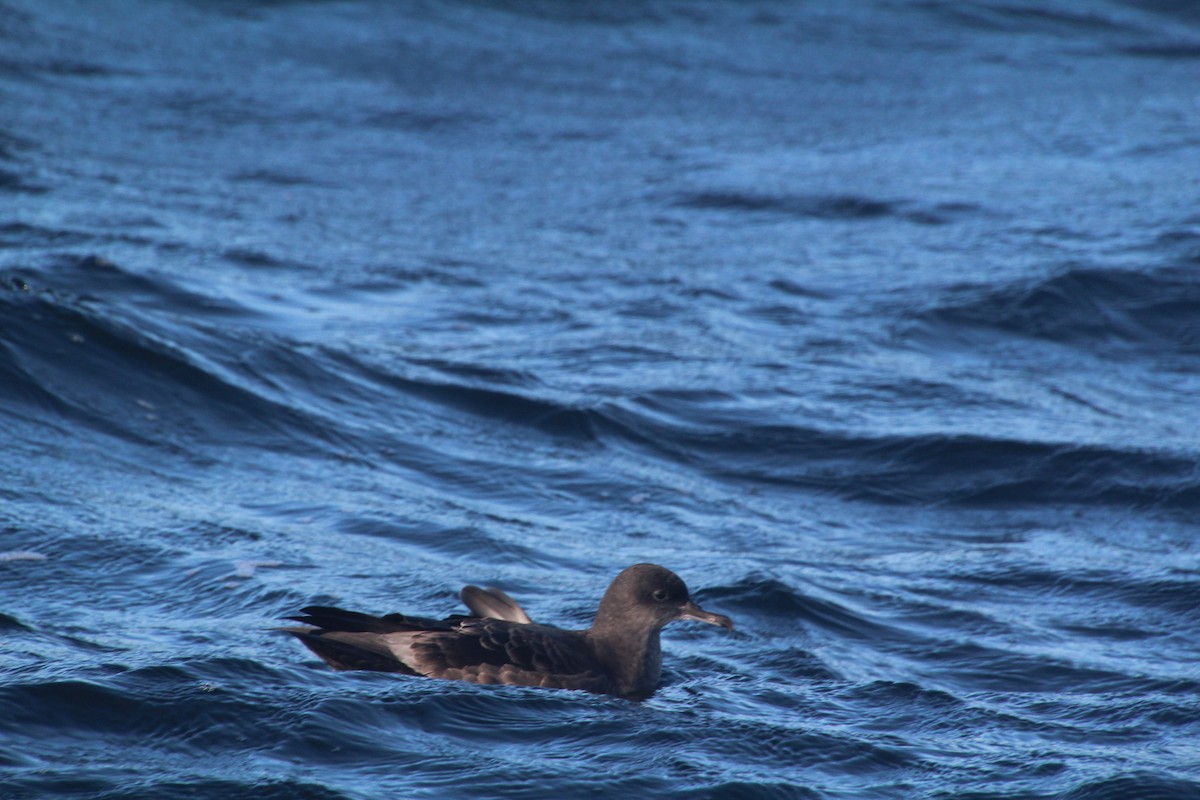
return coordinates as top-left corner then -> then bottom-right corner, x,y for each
460,584 -> 534,624
273,625 -> 318,636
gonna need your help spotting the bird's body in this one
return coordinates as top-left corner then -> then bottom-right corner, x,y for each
284,564 -> 732,700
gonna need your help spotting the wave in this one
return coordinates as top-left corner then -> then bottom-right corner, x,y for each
702,575 -> 891,642
671,190 -> 983,226
910,264 -> 1200,360
674,191 -> 895,220
919,2 -> 1133,37
1059,773 -> 1200,800
0,661 -> 354,798
4,778 -> 355,800
0,259 -> 331,456
5,255 -> 1196,517
695,567 -> 1198,693
0,255 -> 602,461
918,0 -> 1200,65
352,356 -> 600,442
599,392 -> 1200,510
0,166 -> 45,195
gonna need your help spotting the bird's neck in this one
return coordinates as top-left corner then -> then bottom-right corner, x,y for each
587,618 -> 663,699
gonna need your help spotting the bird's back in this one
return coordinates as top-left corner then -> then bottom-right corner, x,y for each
285,606 -> 613,693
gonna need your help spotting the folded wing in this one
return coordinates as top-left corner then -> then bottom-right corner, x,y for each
284,606 -> 608,692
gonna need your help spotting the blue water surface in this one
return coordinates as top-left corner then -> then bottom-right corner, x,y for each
1,1 -> 1199,798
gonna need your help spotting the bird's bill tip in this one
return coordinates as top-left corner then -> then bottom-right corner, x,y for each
679,601 -> 734,631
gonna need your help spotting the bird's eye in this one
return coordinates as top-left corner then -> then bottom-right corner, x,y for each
652,589 -> 668,601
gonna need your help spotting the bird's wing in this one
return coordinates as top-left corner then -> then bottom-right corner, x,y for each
283,627 -> 419,673
459,585 -> 534,624
399,619 -> 608,692
288,605 -> 464,633
283,605 -> 461,673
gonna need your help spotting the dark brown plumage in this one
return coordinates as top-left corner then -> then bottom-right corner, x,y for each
283,563 -> 733,700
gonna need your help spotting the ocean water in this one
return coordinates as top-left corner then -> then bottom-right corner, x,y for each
2,0 -> 1199,797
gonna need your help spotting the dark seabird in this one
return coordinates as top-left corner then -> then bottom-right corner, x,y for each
284,563 -> 733,700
